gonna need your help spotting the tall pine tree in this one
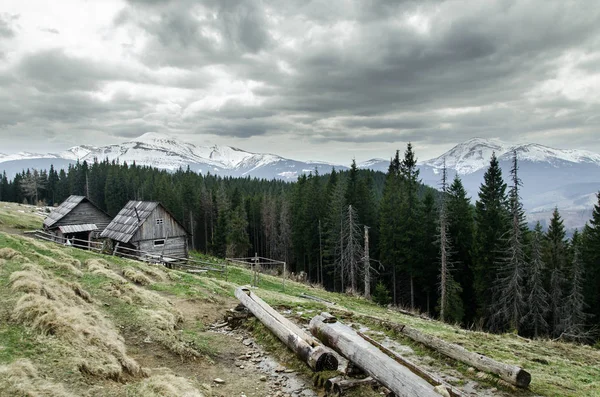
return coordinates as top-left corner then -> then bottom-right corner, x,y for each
473,153 -> 509,323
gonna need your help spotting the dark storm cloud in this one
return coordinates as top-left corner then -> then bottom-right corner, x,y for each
4,1 -> 600,157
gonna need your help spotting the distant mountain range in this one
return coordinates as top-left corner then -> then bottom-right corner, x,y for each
0,132 -> 344,181
2,134 -> 599,231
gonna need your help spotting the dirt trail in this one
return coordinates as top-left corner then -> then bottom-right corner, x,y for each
129,296 -> 320,397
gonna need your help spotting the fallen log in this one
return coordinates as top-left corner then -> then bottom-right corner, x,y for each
359,315 -> 531,388
235,287 -> 338,371
357,332 -> 467,397
299,293 -> 336,305
310,312 -> 441,397
325,376 -> 376,396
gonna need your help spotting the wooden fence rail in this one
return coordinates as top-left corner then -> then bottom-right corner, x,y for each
29,229 -> 225,274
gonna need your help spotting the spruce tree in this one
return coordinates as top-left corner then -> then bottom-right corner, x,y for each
524,222 -> 550,338
379,152 -> 402,304
400,143 -> 421,309
447,175 -> 476,323
561,231 -> 588,340
582,192 -> 600,327
491,150 -> 527,333
226,205 -> 250,258
545,207 -> 568,337
473,153 -> 509,322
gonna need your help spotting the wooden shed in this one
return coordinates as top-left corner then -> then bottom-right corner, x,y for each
43,195 -> 112,244
100,201 -> 189,260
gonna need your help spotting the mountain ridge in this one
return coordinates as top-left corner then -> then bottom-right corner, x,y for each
1,134 -> 598,231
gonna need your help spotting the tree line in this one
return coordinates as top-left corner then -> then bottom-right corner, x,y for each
0,146 -> 598,341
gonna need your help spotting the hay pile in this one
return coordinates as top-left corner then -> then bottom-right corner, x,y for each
139,265 -> 168,282
123,268 -> 153,286
0,359 -> 75,397
85,259 -> 128,283
136,373 -> 204,397
0,247 -> 28,262
31,251 -> 83,277
139,308 -> 200,358
10,263 -> 141,380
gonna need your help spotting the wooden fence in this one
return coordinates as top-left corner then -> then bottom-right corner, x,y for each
227,254 -> 287,289
28,230 -> 225,274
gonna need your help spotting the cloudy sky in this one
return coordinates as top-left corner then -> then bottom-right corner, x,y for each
1,0 -> 599,163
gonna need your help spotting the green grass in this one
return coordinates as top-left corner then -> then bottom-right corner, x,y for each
0,202 -> 44,230
0,202 -> 599,396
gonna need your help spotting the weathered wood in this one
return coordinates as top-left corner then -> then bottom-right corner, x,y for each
50,200 -> 112,233
299,293 -> 336,305
361,315 -> 531,388
325,376 -> 376,396
310,313 -> 440,397
357,332 -> 467,397
235,287 -> 338,372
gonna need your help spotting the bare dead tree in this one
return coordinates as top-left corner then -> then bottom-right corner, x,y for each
20,169 -> 46,204
335,204 -> 364,294
439,163 -> 449,322
364,225 -> 371,298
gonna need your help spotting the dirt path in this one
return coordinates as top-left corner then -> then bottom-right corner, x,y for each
128,296 -> 320,397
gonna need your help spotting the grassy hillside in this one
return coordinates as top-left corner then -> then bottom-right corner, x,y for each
0,202 -> 598,397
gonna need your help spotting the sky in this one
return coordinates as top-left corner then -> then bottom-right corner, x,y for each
0,0 -> 599,163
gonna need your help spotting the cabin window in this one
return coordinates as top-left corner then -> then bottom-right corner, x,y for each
153,239 -> 165,247
156,218 -> 164,225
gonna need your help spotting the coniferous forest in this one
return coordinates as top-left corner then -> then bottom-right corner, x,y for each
1,143 -> 599,342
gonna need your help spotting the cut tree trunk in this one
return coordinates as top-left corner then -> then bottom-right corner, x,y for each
310,313 -> 441,397
357,332 -> 467,397
363,316 -> 531,388
235,287 -> 338,371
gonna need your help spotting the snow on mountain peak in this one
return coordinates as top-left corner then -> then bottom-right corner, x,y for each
423,137 -> 511,174
423,138 -> 600,174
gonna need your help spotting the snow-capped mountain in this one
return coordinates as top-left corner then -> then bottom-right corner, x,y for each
0,132 -> 345,180
1,134 -> 598,232
422,138 -> 600,174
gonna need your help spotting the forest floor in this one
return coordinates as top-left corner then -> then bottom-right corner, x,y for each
0,201 -> 599,397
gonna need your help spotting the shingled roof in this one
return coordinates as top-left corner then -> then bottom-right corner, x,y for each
43,195 -> 87,228
100,201 -> 160,243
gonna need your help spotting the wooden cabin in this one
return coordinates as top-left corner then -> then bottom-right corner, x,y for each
43,195 -> 112,245
100,201 -> 189,260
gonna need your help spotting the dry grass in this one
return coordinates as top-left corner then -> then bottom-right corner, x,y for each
31,251 -> 84,277
9,263 -> 142,380
136,373 -> 204,397
0,258 -> 5,267
139,265 -> 168,281
139,308 -> 200,358
0,247 -> 28,262
0,359 -> 75,397
85,258 -> 128,283
123,268 -> 153,286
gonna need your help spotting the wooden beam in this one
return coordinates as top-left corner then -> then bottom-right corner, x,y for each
360,315 -> 531,388
357,332 -> 467,397
309,313 -> 440,397
235,287 -> 338,372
